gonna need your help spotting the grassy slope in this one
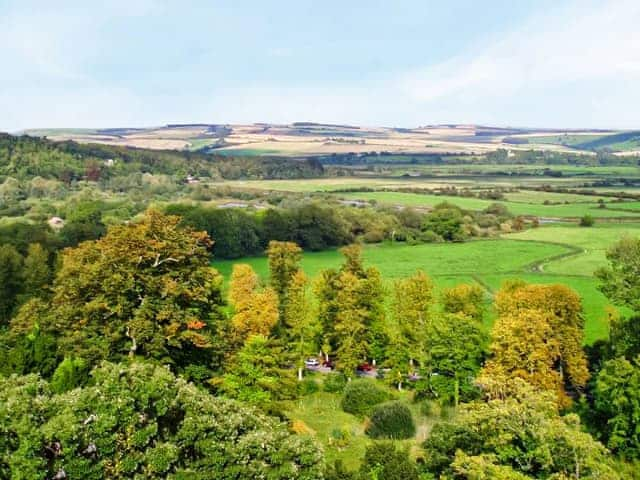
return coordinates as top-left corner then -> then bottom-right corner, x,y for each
334,191 -> 640,218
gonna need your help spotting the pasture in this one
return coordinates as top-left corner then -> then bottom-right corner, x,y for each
213,236 -> 621,344
334,191 -> 640,218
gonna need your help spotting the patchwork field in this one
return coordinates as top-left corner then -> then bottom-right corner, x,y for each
334,191 -> 640,218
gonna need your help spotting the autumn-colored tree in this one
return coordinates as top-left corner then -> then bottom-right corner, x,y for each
228,263 -> 279,341
483,282 -> 590,405
284,270 -> 318,380
229,263 -> 259,312
339,243 -> 366,278
480,309 -> 565,403
441,282 -> 485,322
387,270 -> 433,389
44,210 -> 225,366
231,287 -> 279,340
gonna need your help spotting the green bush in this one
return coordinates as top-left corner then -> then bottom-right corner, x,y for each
324,372 -> 348,393
341,378 -> 390,417
580,214 -> 595,227
366,401 -> 416,439
298,377 -> 320,395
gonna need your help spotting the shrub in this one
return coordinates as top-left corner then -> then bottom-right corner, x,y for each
298,377 -> 320,396
324,372 -> 348,393
366,401 -> 416,439
359,442 -> 419,480
341,378 -> 390,417
580,214 -> 595,227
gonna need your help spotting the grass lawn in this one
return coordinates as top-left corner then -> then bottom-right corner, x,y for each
334,191 -> 640,218
282,384 -> 440,471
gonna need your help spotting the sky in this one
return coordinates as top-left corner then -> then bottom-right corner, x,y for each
1,0 -> 639,131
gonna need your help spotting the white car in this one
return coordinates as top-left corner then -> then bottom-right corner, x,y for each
304,358 -> 320,368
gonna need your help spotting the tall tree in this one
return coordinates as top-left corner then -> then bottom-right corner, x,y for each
220,334 -> 296,407
229,263 -> 259,312
333,271 -> 369,378
596,236 -> 640,311
486,281 -> 589,405
0,362 -> 322,479
0,244 -> 23,325
266,240 -> 302,301
388,270 -> 433,389
231,287 -> 279,340
593,356 -> 640,459
45,210 -> 225,366
284,270 -> 318,380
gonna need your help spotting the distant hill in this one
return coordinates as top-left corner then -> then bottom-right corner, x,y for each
21,123 -> 639,156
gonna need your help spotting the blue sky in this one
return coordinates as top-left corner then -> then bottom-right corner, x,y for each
1,0 -> 639,130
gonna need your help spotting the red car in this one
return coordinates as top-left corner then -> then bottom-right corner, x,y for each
357,363 -> 374,372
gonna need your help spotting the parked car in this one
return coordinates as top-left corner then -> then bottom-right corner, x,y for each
304,358 -> 320,368
357,363 -> 374,372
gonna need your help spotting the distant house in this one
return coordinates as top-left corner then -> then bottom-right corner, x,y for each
338,199 -> 369,208
48,216 -> 65,229
185,174 -> 200,184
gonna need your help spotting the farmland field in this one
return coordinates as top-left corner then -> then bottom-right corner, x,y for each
334,191 -> 640,218
213,236 -> 623,344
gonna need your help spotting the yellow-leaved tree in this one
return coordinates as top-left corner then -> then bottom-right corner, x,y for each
481,281 -> 589,406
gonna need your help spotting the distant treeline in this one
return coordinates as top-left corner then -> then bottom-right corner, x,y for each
316,149 -> 638,167
0,133 -> 324,182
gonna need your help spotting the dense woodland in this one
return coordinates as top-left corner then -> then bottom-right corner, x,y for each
1,134 -> 640,479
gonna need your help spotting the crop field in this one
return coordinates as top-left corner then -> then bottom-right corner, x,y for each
334,191 -> 640,218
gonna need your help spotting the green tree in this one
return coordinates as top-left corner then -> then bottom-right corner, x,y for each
422,380 -> 620,479
21,243 -> 51,299
267,240 -> 302,303
388,270 -> 433,390
422,202 -> 467,241
593,356 -> 640,459
596,236 -> 640,312
0,244 -> 23,324
284,270 -> 318,380
0,362 -> 323,479
423,313 -> 487,405
219,334 -> 296,407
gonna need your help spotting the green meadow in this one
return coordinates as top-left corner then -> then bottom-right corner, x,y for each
334,191 -> 640,218
213,228 -> 636,344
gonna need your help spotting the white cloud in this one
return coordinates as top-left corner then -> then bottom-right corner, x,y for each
399,0 -> 640,108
